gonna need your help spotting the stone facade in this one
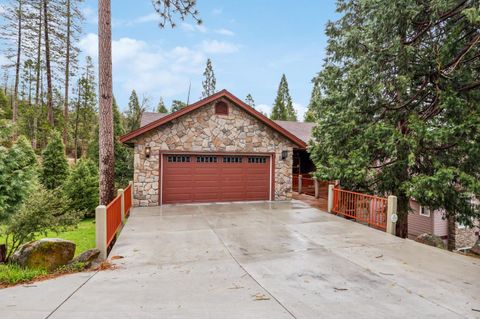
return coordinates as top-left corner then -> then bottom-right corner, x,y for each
130,98 -> 295,206
454,223 -> 479,250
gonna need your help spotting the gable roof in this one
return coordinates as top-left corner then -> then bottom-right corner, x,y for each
139,113 -> 315,144
120,89 -> 307,148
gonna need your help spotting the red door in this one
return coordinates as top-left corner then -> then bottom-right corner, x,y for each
162,154 -> 271,204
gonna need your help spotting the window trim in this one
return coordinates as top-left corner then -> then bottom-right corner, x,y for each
419,205 -> 431,217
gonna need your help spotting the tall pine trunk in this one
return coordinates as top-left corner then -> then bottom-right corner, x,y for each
33,3 -> 42,149
12,0 -> 23,139
43,0 -> 54,127
98,0 -> 115,204
73,81 -> 80,163
63,0 -> 71,148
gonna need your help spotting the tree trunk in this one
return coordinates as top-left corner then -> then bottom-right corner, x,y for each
12,0 -> 23,140
43,0 -> 54,127
63,0 -> 71,148
447,212 -> 456,251
32,3 -> 42,149
395,194 -> 409,238
73,81 -> 80,163
98,0 -> 115,205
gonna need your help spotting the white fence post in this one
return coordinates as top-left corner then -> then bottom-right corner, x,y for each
298,175 -> 302,193
386,195 -> 398,235
314,177 -> 319,199
95,205 -> 107,260
327,184 -> 335,213
118,189 -> 125,224
129,180 -> 134,207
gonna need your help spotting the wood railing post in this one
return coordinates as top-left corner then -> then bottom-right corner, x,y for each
95,205 -> 107,260
298,175 -> 302,193
118,189 -> 125,225
314,177 -> 319,199
386,195 -> 397,235
129,181 -> 134,207
328,184 -> 335,213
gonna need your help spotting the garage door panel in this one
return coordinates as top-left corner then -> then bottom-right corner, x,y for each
162,154 -> 271,204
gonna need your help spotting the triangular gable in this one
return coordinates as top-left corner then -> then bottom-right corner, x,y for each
120,89 -> 307,148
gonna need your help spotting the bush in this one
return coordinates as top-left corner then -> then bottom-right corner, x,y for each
41,131 -> 69,189
4,186 -> 82,260
63,159 -> 99,217
0,136 -> 38,222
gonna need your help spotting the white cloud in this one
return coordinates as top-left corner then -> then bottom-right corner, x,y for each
256,104 -> 272,117
0,5 -> 6,15
81,5 -> 97,25
135,13 -> 158,24
200,40 -> 239,54
180,22 -> 207,33
214,28 -> 235,36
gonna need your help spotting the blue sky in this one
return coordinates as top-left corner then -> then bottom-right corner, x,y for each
79,0 -> 339,119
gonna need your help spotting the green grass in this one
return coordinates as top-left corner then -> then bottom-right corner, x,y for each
0,218 -> 95,257
0,264 -> 47,286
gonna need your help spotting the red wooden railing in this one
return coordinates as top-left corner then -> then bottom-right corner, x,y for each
292,174 -> 299,190
302,174 -> 315,196
124,184 -> 132,218
106,194 -> 122,247
332,187 -> 387,231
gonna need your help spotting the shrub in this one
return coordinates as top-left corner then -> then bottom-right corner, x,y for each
41,131 -> 69,189
0,136 -> 38,222
4,186 -> 82,260
63,159 -> 99,217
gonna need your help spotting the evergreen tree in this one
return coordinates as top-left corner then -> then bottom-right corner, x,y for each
88,97 -> 133,187
270,74 -> 297,121
0,135 -> 38,221
125,90 -> 148,131
304,79 -> 321,122
201,58 -> 216,98
0,89 -> 8,114
63,158 -> 99,217
309,0 -> 480,239
40,130 -> 69,189
245,94 -> 255,108
156,97 -> 168,113
171,99 -> 187,112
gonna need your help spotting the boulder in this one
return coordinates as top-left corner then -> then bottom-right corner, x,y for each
11,238 -> 76,271
69,249 -> 100,269
415,233 -> 446,249
470,240 -> 480,256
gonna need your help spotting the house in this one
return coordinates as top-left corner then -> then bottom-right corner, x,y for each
120,89 -> 310,206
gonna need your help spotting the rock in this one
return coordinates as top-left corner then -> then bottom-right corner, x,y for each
11,238 -> 76,271
470,240 -> 480,256
69,249 -> 101,269
415,233 -> 446,249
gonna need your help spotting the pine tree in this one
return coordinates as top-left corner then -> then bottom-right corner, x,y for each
156,97 -> 168,113
40,130 -> 69,189
201,58 -> 216,98
304,79 -> 321,122
245,94 -> 255,108
171,100 -> 186,112
309,0 -> 480,239
125,90 -> 149,131
271,74 -> 297,121
0,135 -> 38,221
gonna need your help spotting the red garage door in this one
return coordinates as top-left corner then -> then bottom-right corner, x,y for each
162,154 -> 271,204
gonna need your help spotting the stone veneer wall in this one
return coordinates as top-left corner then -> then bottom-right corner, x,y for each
454,222 -> 479,250
130,98 -> 295,206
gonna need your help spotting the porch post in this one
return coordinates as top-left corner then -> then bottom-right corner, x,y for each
118,188 -> 125,224
95,205 -> 107,260
314,177 -> 320,199
386,195 -> 397,235
298,175 -> 302,193
327,184 -> 335,213
129,181 -> 134,207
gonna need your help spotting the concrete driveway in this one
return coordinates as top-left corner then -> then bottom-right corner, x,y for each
1,201 -> 479,318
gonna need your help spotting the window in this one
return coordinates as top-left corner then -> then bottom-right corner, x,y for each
167,155 -> 190,163
215,101 -> 228,115
197,156 -> 217,163
223,156 -> 242,163
419,206 -> 431,217
248,156 -> 267,164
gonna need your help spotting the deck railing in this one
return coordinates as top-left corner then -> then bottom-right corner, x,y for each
332,187 -> 388,231
96,181 -> 133,259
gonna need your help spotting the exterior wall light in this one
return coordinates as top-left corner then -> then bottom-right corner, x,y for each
145,146 -> 151,158
281,150 -> 288,160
